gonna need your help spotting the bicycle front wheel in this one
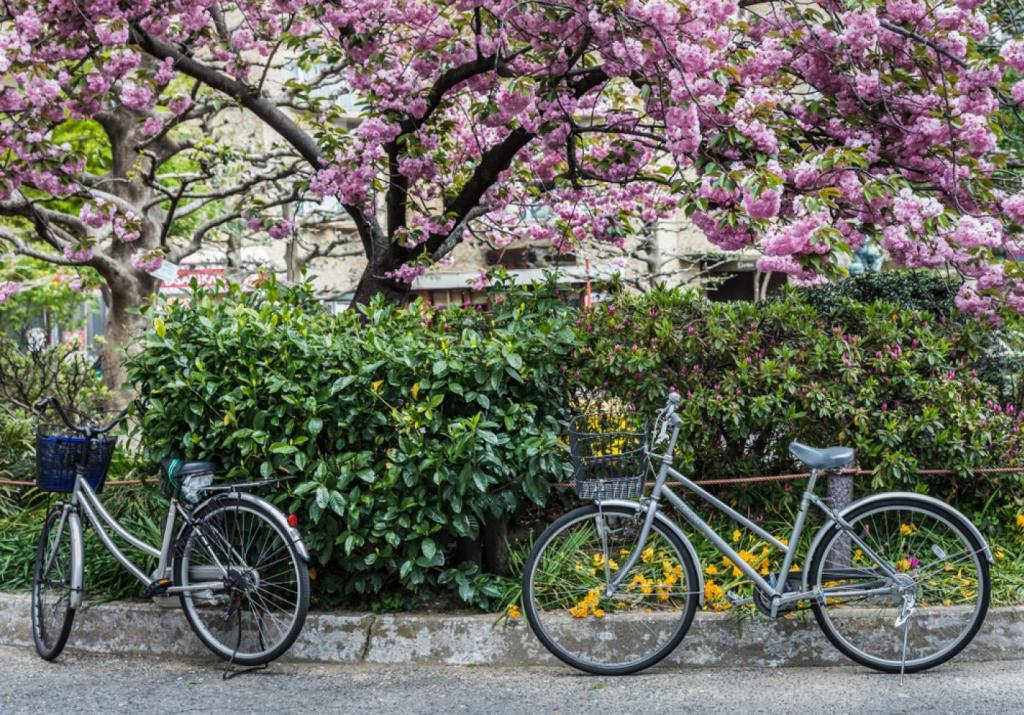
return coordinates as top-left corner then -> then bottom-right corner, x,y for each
175,495 -> 310,666
808,495 -> 990,673
31,506 -> 77,660
522,504 -> 699,675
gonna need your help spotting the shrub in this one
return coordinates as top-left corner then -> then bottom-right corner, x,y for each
573,287 -> 1024,530
0,337 -> 111,516
795,270 -> 961,318
127,275 -> 575,608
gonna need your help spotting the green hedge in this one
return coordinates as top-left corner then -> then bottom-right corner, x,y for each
795,270 -> 961,318
125,276 -> 1024,608
127,276 -> 575,608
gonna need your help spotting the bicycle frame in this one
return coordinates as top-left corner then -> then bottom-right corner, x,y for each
51,465 -> 226,605
603,417 -> 903,616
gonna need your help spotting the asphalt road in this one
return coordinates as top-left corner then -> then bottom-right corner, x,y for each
0,645 -> 1021,714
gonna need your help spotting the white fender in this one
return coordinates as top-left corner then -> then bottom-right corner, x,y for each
68,510 -> 85,609
596,499 -> 706,604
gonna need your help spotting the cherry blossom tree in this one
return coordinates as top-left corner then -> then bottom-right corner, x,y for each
2,0 -> 1024,392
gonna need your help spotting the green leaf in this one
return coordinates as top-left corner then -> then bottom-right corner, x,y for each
421,538 -> 437,560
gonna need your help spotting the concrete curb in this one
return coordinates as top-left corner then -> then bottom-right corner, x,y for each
1,593 -> 1021,667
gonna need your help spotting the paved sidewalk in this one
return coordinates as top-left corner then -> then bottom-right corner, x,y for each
3,593 -> 1023,667
0,645 -> 1021,714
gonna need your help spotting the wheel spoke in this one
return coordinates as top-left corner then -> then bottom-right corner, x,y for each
525,507 -> 697,673
178,499 -> 306,664
811,500 -> 987,672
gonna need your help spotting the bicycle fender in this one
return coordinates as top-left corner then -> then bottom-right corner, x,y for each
596,499 -> 705,605
188,492 -> 310,562
68,510 -> 84,610
802,491 -> 993,591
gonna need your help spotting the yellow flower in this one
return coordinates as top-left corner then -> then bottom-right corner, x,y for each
592,608 -> 605,618
705,564 -> 718,576
897,558 -> 911,572
899,523 -> 916,536
1016,514 -> 1024,531
995,550 -> 1005,560
722,556 -> 741,578
641,547 -> 654,564
853,549 -> 864,562
371,380 -> 384,392
732,529 -> 742,543
705,581 -> 724,602
411,382 -> 420,400
506,604 -> 521,620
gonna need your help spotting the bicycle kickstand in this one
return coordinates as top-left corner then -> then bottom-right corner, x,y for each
895,595 -> 916,686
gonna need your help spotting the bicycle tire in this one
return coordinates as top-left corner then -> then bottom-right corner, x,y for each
807,495 -> 990,673
174,495 -> 310,666
523,504 -> 699,675
31,506 -> 76,661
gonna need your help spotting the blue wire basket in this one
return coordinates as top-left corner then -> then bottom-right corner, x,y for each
35,429 -> 117,494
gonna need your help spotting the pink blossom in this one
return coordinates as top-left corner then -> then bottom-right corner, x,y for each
471,271 -> 491,291
167,95 -> 192,116
154,58 -> 176,86
1003,193 -> 1024,224
120,82 -> 155,112
79,202 -> 112,229
267,220 -> 294,239
1003,40 -> 1024,72
14,9 -> 42,41
384,264 -> 426,284
741,188 -> 781,220
95,21 -> 129,46
0,282 -> 21,304
131,250 -> 163,273
140,116 -> 164,137
63,244 -> 94,263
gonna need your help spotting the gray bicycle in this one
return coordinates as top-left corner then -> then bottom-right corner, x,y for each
523,392 -> 991,675
31,397 -> 310,666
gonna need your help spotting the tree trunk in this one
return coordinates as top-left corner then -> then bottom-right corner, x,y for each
352,266 -> 412,306
100,274 -> 157,407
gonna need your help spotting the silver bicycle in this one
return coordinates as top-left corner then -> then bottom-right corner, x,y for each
523,392 -> 991,675
31,397 -> 310,666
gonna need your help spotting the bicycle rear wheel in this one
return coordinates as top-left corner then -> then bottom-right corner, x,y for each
522,504 -> 699,675
808,495 -> 989,673
175,495 -> 310,666
31,506 -> 77,660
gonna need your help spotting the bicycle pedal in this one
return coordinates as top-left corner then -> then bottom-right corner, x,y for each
141,578 -> 171,598
726,591 -> 752,607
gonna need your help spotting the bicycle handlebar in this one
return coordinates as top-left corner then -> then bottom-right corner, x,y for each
34,396 -> 129,435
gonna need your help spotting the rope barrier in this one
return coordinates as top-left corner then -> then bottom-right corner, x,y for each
550,465 -> 1024,489
2,466 -> 1023,491
0,477 -> 153,488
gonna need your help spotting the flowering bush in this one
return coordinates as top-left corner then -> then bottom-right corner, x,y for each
573,287 -> 1024,527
